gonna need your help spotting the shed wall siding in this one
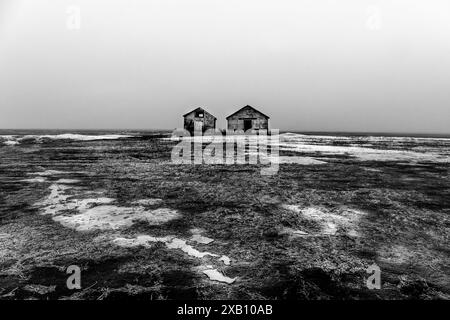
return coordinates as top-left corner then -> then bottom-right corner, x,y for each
227,108 -> 269,131
183,109 -> 216,133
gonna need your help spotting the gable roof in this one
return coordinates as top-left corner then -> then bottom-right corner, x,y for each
226,105 -> 270,119
183,107 -> 217,119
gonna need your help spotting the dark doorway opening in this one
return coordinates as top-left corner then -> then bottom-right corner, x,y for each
243,119 -> 252,131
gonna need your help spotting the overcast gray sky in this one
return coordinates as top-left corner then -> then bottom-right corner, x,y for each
0,0 -> 449,133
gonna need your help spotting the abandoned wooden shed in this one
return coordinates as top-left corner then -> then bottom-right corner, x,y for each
183,107 -> 217,134
226,105 -> 270,132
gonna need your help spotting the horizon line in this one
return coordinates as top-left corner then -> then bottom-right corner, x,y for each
0,128 -> 449,136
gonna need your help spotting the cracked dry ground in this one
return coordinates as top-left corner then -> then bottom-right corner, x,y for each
0,135 -> 449,299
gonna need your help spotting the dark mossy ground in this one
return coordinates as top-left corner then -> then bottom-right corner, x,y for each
0,133 -> 449,300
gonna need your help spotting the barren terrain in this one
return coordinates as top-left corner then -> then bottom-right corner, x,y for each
0,131 -> 449,299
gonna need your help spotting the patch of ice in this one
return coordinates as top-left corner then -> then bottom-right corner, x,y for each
1,134 -> 134,146
219,255 -> 231,266
113,232 -> 236,281
43,133 -> 133,141
4,140 -> 19,146
32,171 -> 236,281
279,227 -> 309,238
282,132 -> 450,142
323,221 -> 338,235
132,199 -> 163,206
190,228 -> 205,234
28,170 -> 69,176
0,135 -> 19,146
113,235 -> 218,258
38,184 -> 73,215
167,238 -> 218,258
282,205 -> 366,237
203,269 -> 236,284
55,179 -> 80,184
269,156 -> 327,165
279,133 -> 450,163
37,184 -> 115,216
20,177 -> 47,183
347,230 -> 359,238
379,244 -> 415,264
364,168 -> 382,172
144,208 -> 182,224
54,206 -> 181,231
190,234 -> 214,244
165,132 -> 450,164
113,235 -> 172,248
35,181 -> 179,231
72,198 -> 116,212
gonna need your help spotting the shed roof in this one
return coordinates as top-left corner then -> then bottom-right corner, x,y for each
226,105 -> 270,119
183,107 -> 217,119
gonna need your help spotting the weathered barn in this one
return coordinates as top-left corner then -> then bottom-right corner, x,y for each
226,105 -> 270,132
183,107 -> 217,135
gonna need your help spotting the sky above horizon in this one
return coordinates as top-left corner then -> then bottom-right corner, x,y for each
0,0 -> 449,133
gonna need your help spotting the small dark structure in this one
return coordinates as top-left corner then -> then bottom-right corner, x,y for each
226,105 -> 270,132
183,107 -> 217,135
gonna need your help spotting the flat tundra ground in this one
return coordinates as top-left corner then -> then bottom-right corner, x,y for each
0,132 -> 449,299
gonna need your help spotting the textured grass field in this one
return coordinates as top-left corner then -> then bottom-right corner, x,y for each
0,132 -> 449,299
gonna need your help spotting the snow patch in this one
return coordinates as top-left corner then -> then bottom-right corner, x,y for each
36,184 -> 115,216
35,177 -> 180,231
167,238 -> 218,258
379,245 -> 415,264
132,199 -> 163,206
28,170 -> 70,176
55,179 -> 80,184
219,255 -> 231,266
190,234 -> 214,244
280,133 -> 450,163
20,177 -> 47,183
1,134 -> 134,146
4,140 -> 19,146
279,227 -> 309,238
54,206 -> 180,231
203,269 -> 236,284
189,228 -> 206,234
272,156 -> 326,165
282,205 -> 366,236
364,168 -> 382,172
113,235 -> 218,258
